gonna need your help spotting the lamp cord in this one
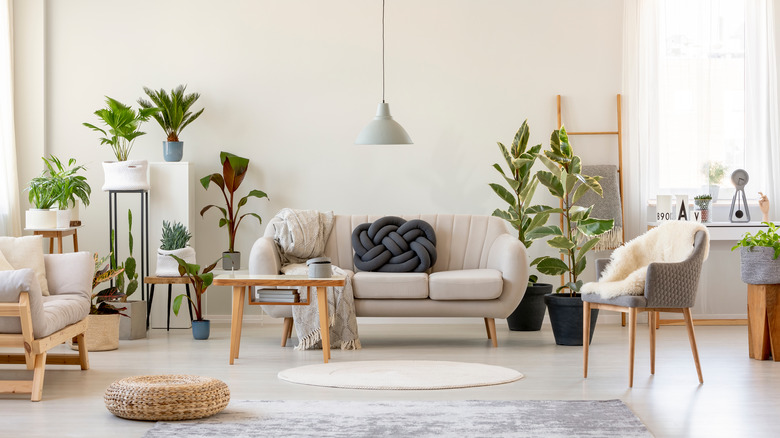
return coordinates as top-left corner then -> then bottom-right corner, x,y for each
382,0 -> 385,103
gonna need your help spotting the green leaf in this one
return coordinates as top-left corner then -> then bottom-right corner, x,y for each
526,225 -> 563,240
125,279 -> 138,297
529,256 -> 547,267
569,205 -> 593,223
511,120 -> 530,157
489,183 -> 516,207
570,155 -> 582,175
536,171 -> 563,198
537,154 -> 561,178
172,294 -> 185,316
491,163 -> 506,177
497,142 -> 516,172
526,212 -> 550,232
558,127 -> 572,157
124,257 -> 136,278
526,205 -> 562,214
574,256 -> 587,276
536,257 -> 569,276
577,237 -> 602,262
492,209 -> 515,223
547,236 -> 575,250
579,218 -> 614,236
575,174 -> 604,197
571,182 -> 592,205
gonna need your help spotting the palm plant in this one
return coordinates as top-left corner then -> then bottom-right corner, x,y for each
83,97 -> 159,161
138,85 -> 204,142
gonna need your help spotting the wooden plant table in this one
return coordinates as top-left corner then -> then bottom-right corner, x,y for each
212,274 -> 346,365
747,284 -> 780,361
26,226 -> 81,254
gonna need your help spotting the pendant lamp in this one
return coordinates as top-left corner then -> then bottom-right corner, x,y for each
355,0 -> 413,145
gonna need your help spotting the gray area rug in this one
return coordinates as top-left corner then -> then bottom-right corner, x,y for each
143,399 -> 651,438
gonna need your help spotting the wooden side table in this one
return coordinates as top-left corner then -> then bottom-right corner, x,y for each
212,274 -> 346,365
143,276 -> 194,331
26,226 -> 81,253
747,284 -> 780,361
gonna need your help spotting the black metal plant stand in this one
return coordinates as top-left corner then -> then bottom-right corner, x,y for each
108,190 -> 150,300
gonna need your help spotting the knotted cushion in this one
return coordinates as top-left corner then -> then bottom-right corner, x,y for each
352,216 -> 437,272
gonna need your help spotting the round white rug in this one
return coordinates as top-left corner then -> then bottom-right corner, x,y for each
277,360 -> 523,390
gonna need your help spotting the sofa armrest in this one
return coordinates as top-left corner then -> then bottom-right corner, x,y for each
249,236 -> 282,275
486,233 -> 529,317
44,252 -> 93,301
0,269 -> 46,337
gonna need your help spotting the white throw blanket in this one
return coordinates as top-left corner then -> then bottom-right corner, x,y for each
272,208 -> 361,351
581,221 -> 709,298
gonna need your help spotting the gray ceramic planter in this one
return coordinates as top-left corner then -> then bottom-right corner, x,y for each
163,141 -> 184,162
740,246 -> 780,284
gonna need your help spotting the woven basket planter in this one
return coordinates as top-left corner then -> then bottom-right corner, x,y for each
104,375 -> 230,421
70,314 -> 119,351
740,246 -> 780,284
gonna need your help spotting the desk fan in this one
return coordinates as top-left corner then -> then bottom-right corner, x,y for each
729,169 -> 750,223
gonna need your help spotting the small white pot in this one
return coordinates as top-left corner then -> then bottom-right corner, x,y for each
102,160 -> 150,191
156,246 -> 197,277
54,208 -> 71,228
25,209 -> 57,229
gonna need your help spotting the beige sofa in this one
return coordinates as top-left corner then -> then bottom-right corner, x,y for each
249,214 -> 529,347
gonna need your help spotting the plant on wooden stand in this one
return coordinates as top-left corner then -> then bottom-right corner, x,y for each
200,151 -> 269,270
156,220 -> 196,277
530,127 -> 614,345
489,120 -> 554,331
170,255 -> 221,340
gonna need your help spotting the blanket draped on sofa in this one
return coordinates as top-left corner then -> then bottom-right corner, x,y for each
271,208 -> 361,351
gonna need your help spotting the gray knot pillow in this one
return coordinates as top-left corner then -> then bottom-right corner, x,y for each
352,216 -> 437,272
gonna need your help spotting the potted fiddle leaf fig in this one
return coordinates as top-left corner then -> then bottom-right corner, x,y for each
170,255 -> 221,340
200,151 -> 269,270
138,85 -> 204,162
83,96 -> 159,191
530,127 -> 614,346
489,120 -> 554,331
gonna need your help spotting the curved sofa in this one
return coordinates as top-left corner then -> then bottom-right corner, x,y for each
249,214 -> 529,346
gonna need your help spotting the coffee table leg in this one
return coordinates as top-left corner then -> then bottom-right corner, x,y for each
316,286 -> 331,363
230,285 -> 245,364
236,286 -> 246,357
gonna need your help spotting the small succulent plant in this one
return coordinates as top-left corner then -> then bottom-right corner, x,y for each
160,220 -> 192,251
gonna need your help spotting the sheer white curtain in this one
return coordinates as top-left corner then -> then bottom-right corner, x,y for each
745,0 -> 780,220
0,0 -> 21,236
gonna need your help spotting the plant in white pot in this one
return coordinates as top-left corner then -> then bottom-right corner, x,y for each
732,222 -> 780,284
489,120 -> 554,331
156,221 -> 195,276
44,155 -> 91,228
138,85 -> 204,162
83,96 -> 159,191
24,165 -> 58,229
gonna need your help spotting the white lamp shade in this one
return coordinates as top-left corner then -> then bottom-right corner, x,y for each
355,102 -> 413,145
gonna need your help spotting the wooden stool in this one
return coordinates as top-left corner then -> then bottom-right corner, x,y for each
104,375 -> 230,421
29,226 -> 80,253
144,276 -> 194,331
747,284 -> 780,361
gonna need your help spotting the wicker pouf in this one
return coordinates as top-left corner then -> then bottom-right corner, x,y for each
104,375 -> 230,421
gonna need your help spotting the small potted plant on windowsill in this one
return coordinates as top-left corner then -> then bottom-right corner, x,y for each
138,85 -> 205,162
200,151 -> 269,270
170,255 -> 221,340
701,161 -> 727,201
83,96 -> 159,191
530,127 -> 614,346
694,194 -> 713,223
156,220 -> 196,276
489,120 -> 554,331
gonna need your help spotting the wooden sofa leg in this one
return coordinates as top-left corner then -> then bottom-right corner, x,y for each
31,352 -> 47,402
485,318 -> 498,347
484,318 -> 492,339
76,333 -> 89,370
282,317 -> 293,347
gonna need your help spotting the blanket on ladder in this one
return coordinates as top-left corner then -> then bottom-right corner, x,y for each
581,221 -> 709,299
272,208 -> 361,351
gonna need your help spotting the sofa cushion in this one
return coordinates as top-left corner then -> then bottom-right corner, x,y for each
429,269 -> 503,300
40,295 -> 90,338
352,272 -> 428,299
0,236 -> 50,296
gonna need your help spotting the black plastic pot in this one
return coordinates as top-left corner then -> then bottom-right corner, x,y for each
544,293 -> 599,346
507,283 -> 552,331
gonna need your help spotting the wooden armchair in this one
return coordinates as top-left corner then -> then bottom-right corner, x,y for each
0,252 -> 93,401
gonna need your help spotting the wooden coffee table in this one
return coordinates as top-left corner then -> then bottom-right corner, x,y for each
212,274 -> 346,364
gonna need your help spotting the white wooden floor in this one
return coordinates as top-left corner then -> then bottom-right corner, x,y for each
1,321 -> 778,437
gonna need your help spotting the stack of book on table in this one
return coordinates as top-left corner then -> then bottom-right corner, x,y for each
253,288 -> 300,303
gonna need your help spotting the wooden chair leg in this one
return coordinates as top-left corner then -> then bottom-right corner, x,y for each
484,318 -> 492,339
683,308 -> 704,384
76,333 -> 89,370
281,317 -> 293,347
583,301 -> 591,378
485,318 -> 497,347
649,310 -> 656,375
621,313 -> 626,327
31,352 -> 47,402
628,308 -> 637,387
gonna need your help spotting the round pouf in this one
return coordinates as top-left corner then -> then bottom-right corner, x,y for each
104,375 -> 230,421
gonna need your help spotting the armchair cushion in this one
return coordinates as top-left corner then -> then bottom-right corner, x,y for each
0,236 -> 50,296
429,269 -> 503,300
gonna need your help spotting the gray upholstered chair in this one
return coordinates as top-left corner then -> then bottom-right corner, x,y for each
582,230 -> 709,387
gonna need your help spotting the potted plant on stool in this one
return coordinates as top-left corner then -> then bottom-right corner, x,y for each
170,255 -> 220,340
200,152 -> 269,270
156,221 -> 195,276
73,253 -> 126,352
138,85 -> 205,162
531,127 -> 614,345
489,120 -> 554,331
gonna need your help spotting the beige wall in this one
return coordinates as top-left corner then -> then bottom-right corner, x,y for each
14,0 -> 624,320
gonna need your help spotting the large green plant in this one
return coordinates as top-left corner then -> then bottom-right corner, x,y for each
83,97 -> 159,161
200,152 -> 269,253
489,120 -> 551,284
529,127 -> 614,295
138,85 -> 204,142
171,255 -> 220,321
25,173 -> 58,210
42,155 -> 91,210
732,222 -> 780,259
